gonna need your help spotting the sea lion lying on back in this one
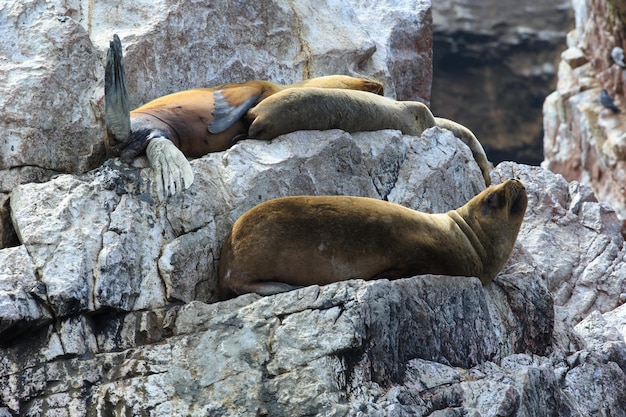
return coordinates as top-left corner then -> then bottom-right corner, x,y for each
103,34 -> 384,200
243,87 -> 491,186
218,179 -> 527,299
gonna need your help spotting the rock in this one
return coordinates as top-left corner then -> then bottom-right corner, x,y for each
431,0 -> 572,165
0,0 -> 434,250
0,1 -> 105,174
492,162 -> 626,325
348,0 -> 433,102
2,0 -> 626,415
0,246 -> 51,339
0,270 -> 552,416
543,0 -> 626,236
7,129 -> 485,329
561,46 -> 588,69
2,126 -> 626,414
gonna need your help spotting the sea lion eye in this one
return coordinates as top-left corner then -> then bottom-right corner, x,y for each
483,193 -> 498,215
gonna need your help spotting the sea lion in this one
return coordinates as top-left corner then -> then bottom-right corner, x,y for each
218,179 -> 527,299
246,87 -> 492,186
104,34 -> 384,200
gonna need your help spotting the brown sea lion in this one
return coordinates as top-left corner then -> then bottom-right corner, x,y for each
246,87 -> 492,186
104,35 -> 384,200
218,179 -> 527,299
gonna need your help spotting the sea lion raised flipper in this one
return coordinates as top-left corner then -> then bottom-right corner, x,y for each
146,136 -> 194,201
209,86 -> 261,134
104,34 -> 131,153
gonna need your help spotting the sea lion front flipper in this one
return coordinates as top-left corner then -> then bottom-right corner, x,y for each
208,86 -> 261,134
146,136 -> 194,201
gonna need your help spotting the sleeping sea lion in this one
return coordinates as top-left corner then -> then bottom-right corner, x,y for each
104,35 -> 384,200
245,87 -> 491,186
218,179 -> 527,299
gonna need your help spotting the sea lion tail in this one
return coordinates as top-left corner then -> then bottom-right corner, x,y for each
434,117 -> 491,187
104,34 -> 131,155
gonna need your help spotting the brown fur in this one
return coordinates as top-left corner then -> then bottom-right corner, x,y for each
218,179 -> 527,299
107,76 -> 384,160
246,87 -> 491,186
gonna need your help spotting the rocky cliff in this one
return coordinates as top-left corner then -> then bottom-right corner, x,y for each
543,0 -> 626,237
1,0 -> 626,416
431,0 -> 572,164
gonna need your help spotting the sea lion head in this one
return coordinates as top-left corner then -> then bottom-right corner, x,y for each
456,179 -> 528,283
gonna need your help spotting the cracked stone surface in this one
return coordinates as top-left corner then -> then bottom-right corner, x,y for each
6,128 -> 484,329
0,0 -> 433,248
2,0 -> 626,415
2,127 -> 626,415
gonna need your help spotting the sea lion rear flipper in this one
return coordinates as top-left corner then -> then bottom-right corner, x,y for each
245,281 -> 303,296
208,87 -> 260,133
105,34 -> 131,151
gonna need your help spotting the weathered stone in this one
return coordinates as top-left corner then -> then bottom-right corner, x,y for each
0,246 -> 51,339
2,0 -> 626,415
561,46 -> 588,69
0,0 -> 434,252
431,0 -> 572,164
4,121 -> 626,416
349,0 -> 433,102
543,0 -> 626,236
0,271 -> 553,416
7,129 -> 484,327
492,161 -> 626,324
0,0 -> 105,173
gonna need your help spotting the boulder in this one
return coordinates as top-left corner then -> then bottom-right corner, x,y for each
2,0 -> 626,415
7,128 -> 485,325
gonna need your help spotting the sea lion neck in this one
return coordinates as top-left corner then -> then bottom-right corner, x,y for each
446,210 -> 487,277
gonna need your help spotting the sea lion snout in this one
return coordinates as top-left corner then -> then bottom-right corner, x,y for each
505,179 -> 528,217
480,179 -> 526,217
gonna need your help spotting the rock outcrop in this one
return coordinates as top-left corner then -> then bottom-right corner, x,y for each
543,0 -> 626,237
431,0 -> 573,164
0,0 -> 433,248
2,0 -> 626,415
2,129 -> 626,415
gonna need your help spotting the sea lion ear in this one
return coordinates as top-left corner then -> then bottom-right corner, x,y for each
208,86 -> 261,133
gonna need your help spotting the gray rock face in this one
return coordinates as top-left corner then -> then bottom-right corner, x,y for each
0,1 -> 105,174
0,0 -> 433,248
2,0 -> 626,415
6,129 -> 484,328
543,0 -> 626,237
348,0 -> 433,102
2,127 -> 626,416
